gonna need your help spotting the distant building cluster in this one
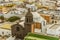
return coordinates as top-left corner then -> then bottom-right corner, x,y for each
0,0 -> 60,40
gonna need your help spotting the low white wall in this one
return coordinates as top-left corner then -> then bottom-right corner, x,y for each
34,28 -> 41,33
6,36 -> 15,40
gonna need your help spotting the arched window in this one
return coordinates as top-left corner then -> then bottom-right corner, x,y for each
52,20 -> 54,23
16,27 -> 20,31
51,15 -> 55,19
26,18 -> 29,22
2,32 -> 4,35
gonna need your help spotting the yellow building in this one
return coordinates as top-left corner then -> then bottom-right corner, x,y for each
0,23 -> 12,30
0,22 -> 13,36
0,4 -> 16,14
2,7 -> 8,14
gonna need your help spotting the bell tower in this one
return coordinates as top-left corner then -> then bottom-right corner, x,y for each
24,8 -> 33,35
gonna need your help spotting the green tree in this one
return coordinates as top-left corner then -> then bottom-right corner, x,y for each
8,16 -> 20,22
0,16 -> 4,20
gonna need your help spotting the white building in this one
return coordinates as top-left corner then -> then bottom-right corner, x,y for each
6,36 -> 15,40
20,12 -> 46,33
0,28 -> 11,36
3,8 -> 27,18
47,24 -> 60,36
26,4 -> 37,11
0,22 -> 12,36
56,7 -> 60,10
57,0 -> 60,6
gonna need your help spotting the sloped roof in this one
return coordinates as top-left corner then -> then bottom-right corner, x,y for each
32,12 -> 46,23
49,24 -> 60,30
19,21 -> 24,27
20,12 -> 46,23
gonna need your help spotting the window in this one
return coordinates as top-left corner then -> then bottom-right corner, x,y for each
51,15 -> 54,19
2,32 -> 4,35
26,18 -> 29,22
52,20 -> 54,23
55,21 -> 57,23
43,21 -> 45,26
16,27 -> 20,31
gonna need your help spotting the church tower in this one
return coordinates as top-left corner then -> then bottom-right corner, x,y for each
24,8 -> 33,35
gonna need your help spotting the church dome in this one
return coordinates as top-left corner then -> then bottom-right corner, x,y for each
11,23 -> 24,29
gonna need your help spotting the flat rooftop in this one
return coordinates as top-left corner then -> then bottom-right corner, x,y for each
0,22 -> 15,30
49,24 -> 60,30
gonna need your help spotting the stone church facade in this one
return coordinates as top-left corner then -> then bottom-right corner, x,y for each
11,9 -> 34,39
11,8 -> 44,40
